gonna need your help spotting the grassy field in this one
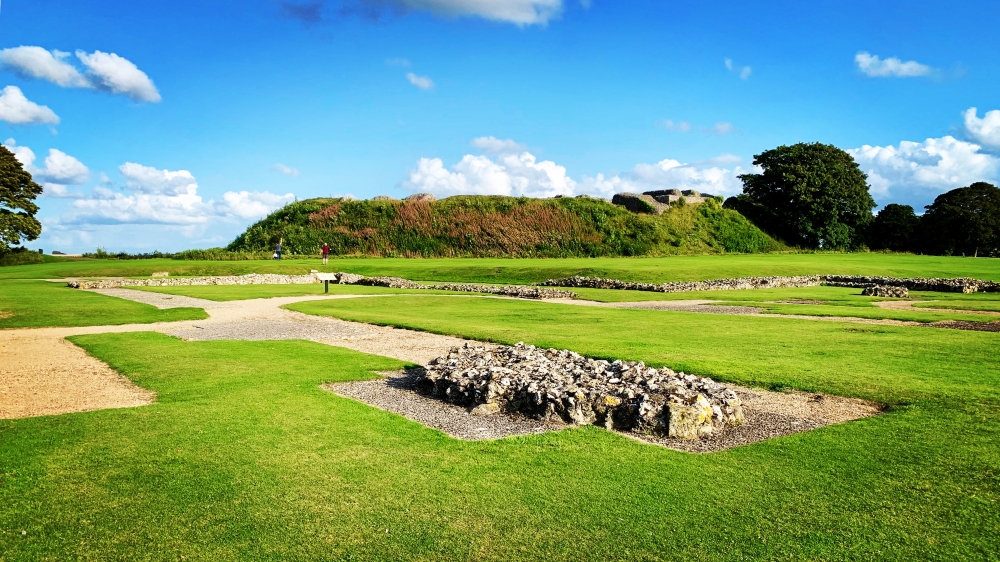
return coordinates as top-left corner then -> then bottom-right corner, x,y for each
0,329 -> 997,560
0,280 -> 206,329
3,257 -> 999,559
2,253 -> 1000,284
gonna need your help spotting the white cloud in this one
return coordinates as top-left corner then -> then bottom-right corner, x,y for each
724,58 -> 751,80
964,107 -> 1000,151
0,86 -> 59,125
119,162 -> 197,195
41,184 -> 85,199
0,46 -> 160,102
2,139 -> 89,186
274,163 -> 300,177
218,190 -> 296,219
849,136 -> 1000,204
401,137 -> 747,200
855,52 -> 932,78
405,72 -> 434,90
662,119 -> 691,132
76,50 -> 161,103
62,163 -> 293,226
470,136 -> 525,154
393,0 -> 562,25
703,122 -> 735,135
0,46 -> 89,87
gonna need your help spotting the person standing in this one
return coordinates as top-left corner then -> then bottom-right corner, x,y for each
320,240 -> 330,265
274,238 -> 283,260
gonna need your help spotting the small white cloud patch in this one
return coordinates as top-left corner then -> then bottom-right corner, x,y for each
0,86 -> 59,125
724,58 -> 752,80
406,72 -> 434,90
0,46 -> 89,87
274,163 -> 300,177
855,52 -> 932,78
663,120 -> 691,132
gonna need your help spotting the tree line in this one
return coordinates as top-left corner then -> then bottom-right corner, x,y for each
725,142 -> 1000,257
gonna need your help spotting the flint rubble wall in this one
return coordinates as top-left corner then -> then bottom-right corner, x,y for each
419,342 -> 744,439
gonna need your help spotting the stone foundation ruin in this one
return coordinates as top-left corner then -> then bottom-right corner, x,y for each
861,285 -> 909,298
416,343 -> 744,439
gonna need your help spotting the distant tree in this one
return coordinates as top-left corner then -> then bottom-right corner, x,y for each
869,203 -> 920,252
920,182 -> 1000,257
733,143 -> 875,249
0,145 -> 43,254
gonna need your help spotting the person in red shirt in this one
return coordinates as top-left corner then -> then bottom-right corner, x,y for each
320,240 -> 330,265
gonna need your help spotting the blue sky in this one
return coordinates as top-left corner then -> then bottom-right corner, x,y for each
2,0 -> 999,252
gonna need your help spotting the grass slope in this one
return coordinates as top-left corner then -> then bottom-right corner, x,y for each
227,196 -> 780,258
0,280 -> 205,329
1,325 -> 997,559
2,253 -> 999,283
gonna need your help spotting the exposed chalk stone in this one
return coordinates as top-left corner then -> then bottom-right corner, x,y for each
404,193 -> 437,203
824,275 -> 1000,294
861,285 -> 909,298
416,342 -> 744,439
611,192 -> 668,215
151,271 -> 169,278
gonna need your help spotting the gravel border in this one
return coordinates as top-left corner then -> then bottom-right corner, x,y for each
325,370 -> 881,452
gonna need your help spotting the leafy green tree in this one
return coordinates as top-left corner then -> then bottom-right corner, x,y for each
869,203 -> 920,252
0,144 -> 43,253
920,182 -> 1000,257
734,143 -> 875,249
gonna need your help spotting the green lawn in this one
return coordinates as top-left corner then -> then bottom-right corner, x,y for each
286,296 -> 1000,404
132,283 -> 480,302
0,280 -> 206,329
2,331 -> 998,560
3,253 -> 1000,284
572,286 -> 1000,322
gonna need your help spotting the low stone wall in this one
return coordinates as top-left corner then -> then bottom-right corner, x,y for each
68,272 -> 576,299
350,275 -> 576,299
823,275 -> 1000,294
67,273 -> 320,289
543,274 -> 1000,294
417,343 -> 744,439
542,275 -> 822,293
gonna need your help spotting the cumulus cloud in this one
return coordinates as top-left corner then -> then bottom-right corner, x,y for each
848,136 -> 1000,204
62,164 -> 293,226
76,51 -> 161,103
855,52 -> 932,78
405,72 -> 434,90
218,190 -> 297,219
274,163 -> 300,177
0,46 -> 88,87
0,85 -> 59,125
964,107 -> 1000,151
3,139 -> 89,188
401,137 -> 748,200
0,46 -> 160,102
725,58 -> 752,80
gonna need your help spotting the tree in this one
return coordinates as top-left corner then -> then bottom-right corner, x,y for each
869,203 -> 920,252
733,143 -> 875,249
920,182 -> 1000,257
0,144 -> 43,253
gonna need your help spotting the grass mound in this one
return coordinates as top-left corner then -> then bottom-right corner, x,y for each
226,195 -> 781,258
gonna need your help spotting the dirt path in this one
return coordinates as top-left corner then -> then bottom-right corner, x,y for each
873,299 -> 1000,316
1,290 -> 474,420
